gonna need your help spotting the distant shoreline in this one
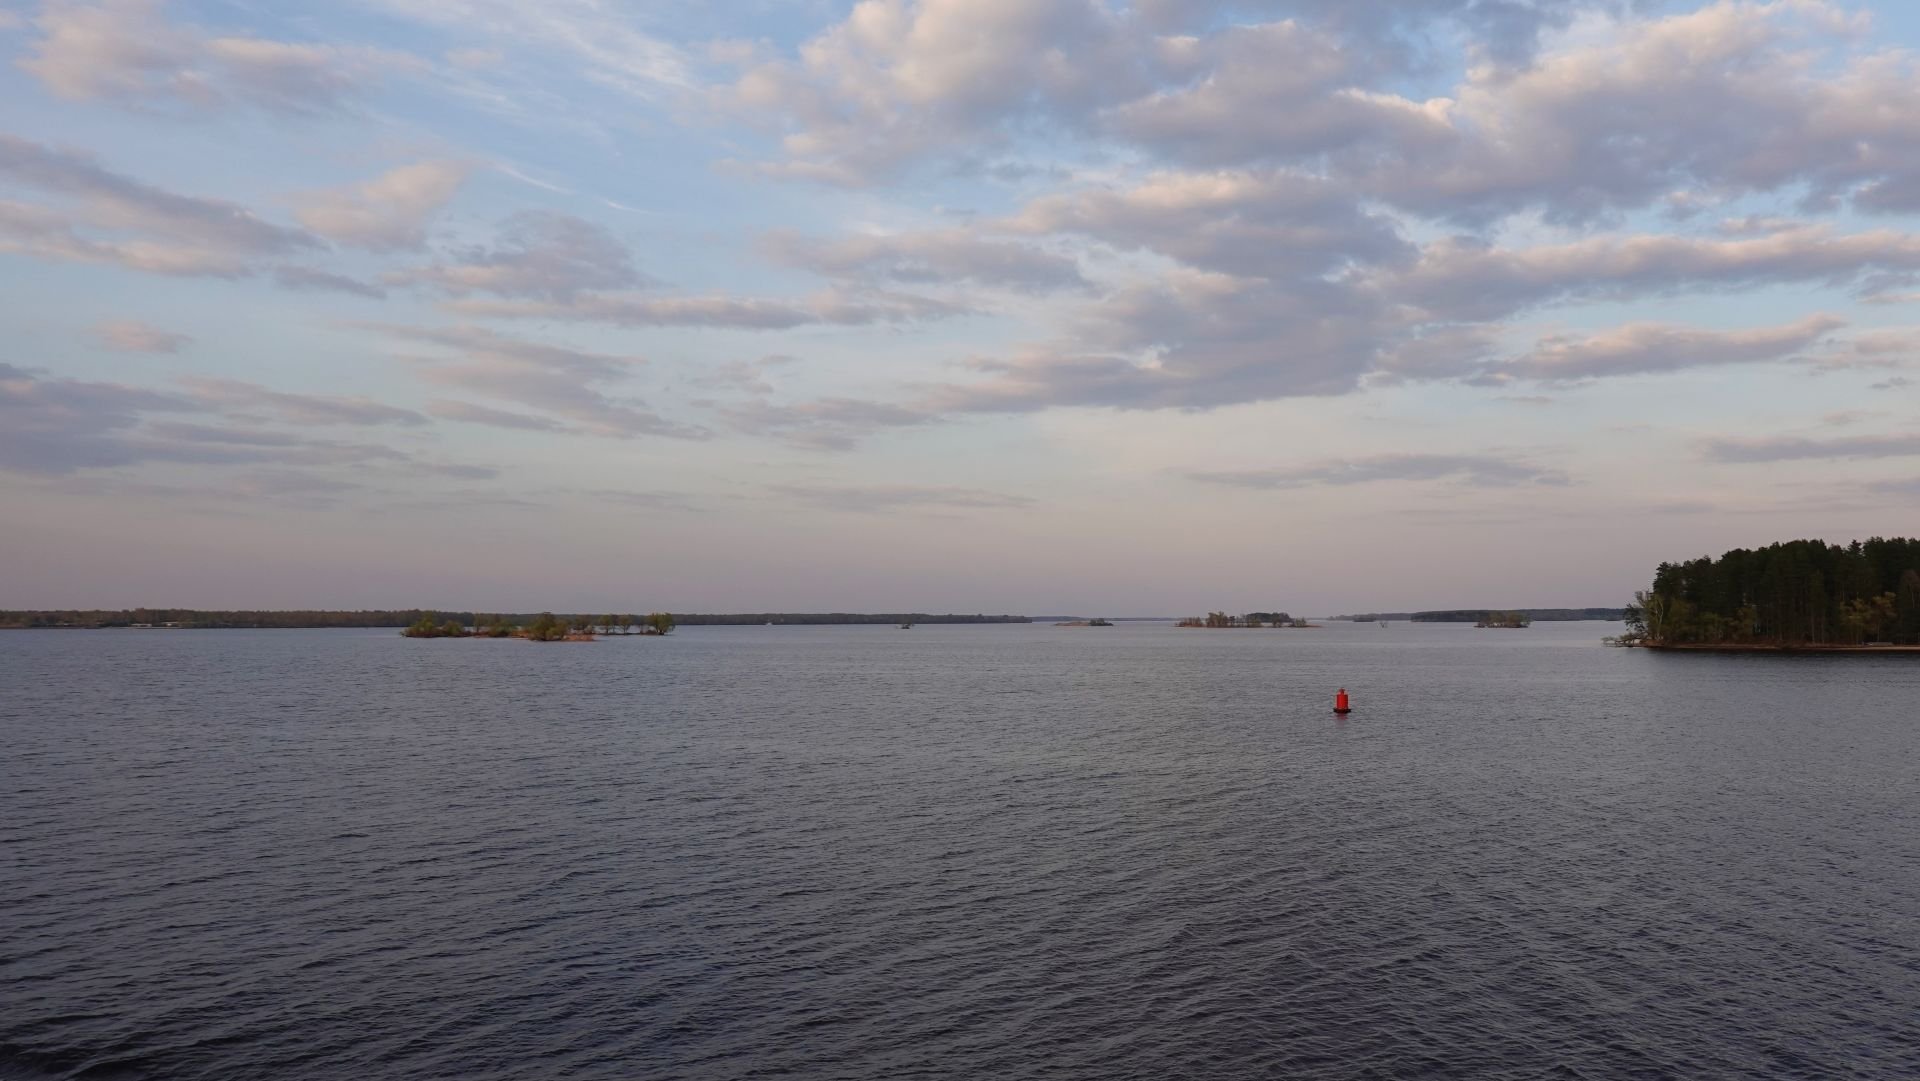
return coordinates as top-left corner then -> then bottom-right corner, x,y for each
1,610 -> 1034,630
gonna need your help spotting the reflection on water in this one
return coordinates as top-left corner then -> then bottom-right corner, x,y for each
3,622 -> 1918,1079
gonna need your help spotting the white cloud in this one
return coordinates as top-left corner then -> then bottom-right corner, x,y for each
20,0 -> 420,114
294,161 -> 472,252
1484,314 -> 1846,383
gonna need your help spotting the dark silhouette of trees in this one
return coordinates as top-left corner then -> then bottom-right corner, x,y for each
1630,537 -> 1920,646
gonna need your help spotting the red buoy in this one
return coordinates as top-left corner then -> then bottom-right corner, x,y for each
1334,688 -> 1351,714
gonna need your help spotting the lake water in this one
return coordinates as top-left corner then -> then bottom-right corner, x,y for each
3,621 -> 1918,1079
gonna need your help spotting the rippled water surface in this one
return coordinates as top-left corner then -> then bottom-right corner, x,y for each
4,622 -> 1919,1079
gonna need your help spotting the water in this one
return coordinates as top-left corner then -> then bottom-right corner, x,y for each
3,621 -> 1917,1079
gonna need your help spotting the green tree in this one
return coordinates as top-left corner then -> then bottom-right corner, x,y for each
647,612 -> 676,635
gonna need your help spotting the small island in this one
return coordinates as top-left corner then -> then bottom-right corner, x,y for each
1475,611 -> 1532,629
1611,537 -> 1920,651
402,612 -> 676,641
1054,619 -> 1115,627
1177,611 -> 1319,628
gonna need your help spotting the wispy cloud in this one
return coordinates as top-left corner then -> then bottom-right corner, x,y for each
1189,454 -> 1571,490
1703,433 -> 1920,462
769,484 -> 1034,513
94,319 -> 191,354
21,0 -> 421,115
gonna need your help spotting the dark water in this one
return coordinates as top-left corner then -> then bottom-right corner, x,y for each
3,622 -> 1918,1079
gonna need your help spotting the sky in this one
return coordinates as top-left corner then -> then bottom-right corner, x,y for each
4,0 -> 1920,615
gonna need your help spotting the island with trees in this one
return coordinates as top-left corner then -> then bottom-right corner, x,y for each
1475,611 -> 1532,629
1177,612 -> 1319,628
1613,537 -> 1920,650
402,612 -> 677,641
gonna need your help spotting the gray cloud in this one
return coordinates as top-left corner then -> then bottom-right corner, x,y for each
763,228 -> 1086,292
14,135 -> 319,247
1703,433 -> 1920,463
449,287 -> 972,329
426,399 -> 571,432
95,319 -> 192,354
0,134 -> 338,284
369,323 -> 707,439
768,483 -> 1035,513
20,0 -> 420,115
722,397 -> 934,451
178,377 -> 428,427
0,362 -> 439,477
398,210 -> 645,300
272,265 -> 388,299
0,360 -> 200,474
1385,227 -> 1920,324
1188,453 -> 1571,490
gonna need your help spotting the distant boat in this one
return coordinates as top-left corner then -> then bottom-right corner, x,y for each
900,622 -> 913,629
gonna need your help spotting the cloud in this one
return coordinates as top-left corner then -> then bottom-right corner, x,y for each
768,483 -> 1034,513
369,323 -> 707,439
1004,168 -> 1410,278
1109,20 -> 1452,169
1385,226 -> 1920,324
0,133 -> 314,254
1702,432 -> 1920,462
272,265 -> 388,299
95,318 -> 191,353
177,377 -> 428,426
0,360 -> 199,474
720,0 -> 1150,183
722,397 -> 934,451
449,287 -> 971,329
20,0 -> 420,114
0,362 -> 500,488
426,398 -> 570,432
1484,314 -> 1845,383
354,0 -> 690,98
588,488 -> 703,512
763,228 -> 1086,292
1188,453 -> 1571,490
396,210 -> 645,299
294,161 -> 472,252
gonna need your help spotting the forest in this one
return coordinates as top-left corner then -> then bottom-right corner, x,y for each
1624,537 -> 1920,647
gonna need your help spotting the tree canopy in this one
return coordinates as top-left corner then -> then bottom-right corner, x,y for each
1624,537 -> 1920,646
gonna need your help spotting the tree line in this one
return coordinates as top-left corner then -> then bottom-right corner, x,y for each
1177,611 -> 1312,628
402,612 -> 676,640
1,609 -> 1030,629
1620,537 -> 1920,646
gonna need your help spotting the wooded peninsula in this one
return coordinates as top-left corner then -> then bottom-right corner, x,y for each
1617,537 -> 1920,650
